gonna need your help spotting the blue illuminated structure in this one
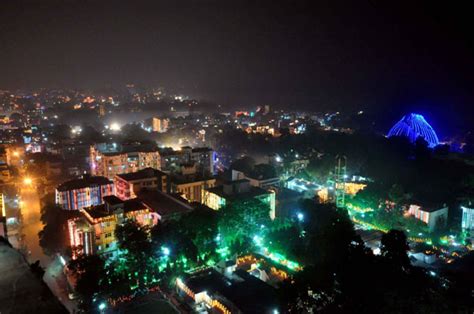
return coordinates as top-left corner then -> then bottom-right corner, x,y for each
387,113 -> 439,147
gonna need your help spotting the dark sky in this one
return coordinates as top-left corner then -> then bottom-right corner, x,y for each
1,0 -> 473,131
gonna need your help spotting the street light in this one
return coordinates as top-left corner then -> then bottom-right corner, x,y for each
297,212 -> 304,222
162,246 -> 170,256
98,302 -> 107,311
23,177 -> 33,185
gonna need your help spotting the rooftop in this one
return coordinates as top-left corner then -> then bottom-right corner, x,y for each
159,146 -> 212,157
83,198 -> 147,220
116,167 -> 167,181
409,202 -> 448,212
183,268 -> 279,314
171,173 -> 215,185
206,184 -> 271,200
56,176 -> 112,191
138,190 -> 193,218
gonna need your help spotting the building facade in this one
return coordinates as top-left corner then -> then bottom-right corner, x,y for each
203,179 -> 276,219
408,204 -> 448,231
68,196 -> 157,258
152,117 -> 169,133
114,167 -> 168,200
90,144 -> 161,179
171,176 -> 216,204
160,146 -> 215,175
56,176 -> 114,210
461,203 -> 474,232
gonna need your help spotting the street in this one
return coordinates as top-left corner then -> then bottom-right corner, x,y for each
19,184 -> 78,312
19,185 -> 50,267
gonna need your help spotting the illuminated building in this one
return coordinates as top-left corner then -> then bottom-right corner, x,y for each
235,111 -> 249,117
203,179 -> 276,219
176,268 -> 280,314
407,204 -> 448,231
171,175 -> 216,204
68,195 -> 157,258
90,143 -> 161,179
387,113 -> 439,148
0,192 -> 5,217
114,168 -> 168,200
159,146 -> 216,175
152,117 -> 169,133
56,176 -> 114,210
461,202 -> 474,232
98,103 -> 106,117
0,147 -> 11,182
231,169 -> 280,189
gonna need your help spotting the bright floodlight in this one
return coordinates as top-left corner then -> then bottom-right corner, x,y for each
23,177 -> 32,185
12,151 -> 20,157
297,212 -> 304,222
98,302 -> 106,311
162,246 -> 170,256
109,122 -> 121,131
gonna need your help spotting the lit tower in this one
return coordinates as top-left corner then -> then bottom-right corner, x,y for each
334,155 -> 347,208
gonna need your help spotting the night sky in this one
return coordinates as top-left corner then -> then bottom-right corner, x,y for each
1,1 -> 473,132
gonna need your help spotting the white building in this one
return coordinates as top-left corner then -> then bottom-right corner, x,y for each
408,204 -> 448,232
461,203 -> 474,231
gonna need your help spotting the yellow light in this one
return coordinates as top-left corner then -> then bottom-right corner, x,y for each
23,177 -> 33,185
12,151 -> 20,157
109,123 -> 121,131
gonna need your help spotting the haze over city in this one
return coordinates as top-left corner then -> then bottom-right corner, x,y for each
1,1 -> 474,314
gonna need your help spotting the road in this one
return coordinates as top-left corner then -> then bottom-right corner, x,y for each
19,185 -> 50,267
19,184 -> 78,312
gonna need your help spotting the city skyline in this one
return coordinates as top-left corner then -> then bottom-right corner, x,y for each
1,1 -> 474,119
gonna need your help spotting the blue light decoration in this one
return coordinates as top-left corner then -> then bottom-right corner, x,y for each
387,113 -> 439,147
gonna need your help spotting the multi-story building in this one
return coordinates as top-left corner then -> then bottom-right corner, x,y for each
231,169 -> 280,189
171,174 -> 216,204
68,195 -> 157,258
159,146 -> 215,175
407,204 -> 448,231
461,202 -> 474,235
176,268 -> 280,314
152,117 -> 169,133
203,179 -> 276,219
114,167 -> 168,200
55,176 -> 114,210
90,143 -> 161,179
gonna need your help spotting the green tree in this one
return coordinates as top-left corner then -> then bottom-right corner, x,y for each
38,202 -> 76,256
67,254 -> 106,311
115,220 -> 155,290
115,220 -> 152,256
218,198 -> 271,245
